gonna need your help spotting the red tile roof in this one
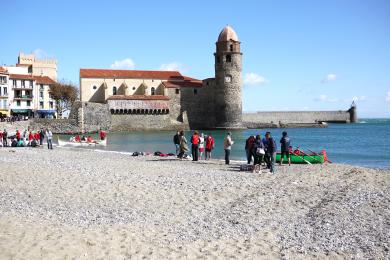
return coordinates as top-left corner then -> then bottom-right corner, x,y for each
106,95 -> 170,101
34,75 -> 57,85
0,67 -> 8,74
80,69 -> 183,80
162,78 -> 203,88
16,64 -> 32,67
9,74 -> 35,80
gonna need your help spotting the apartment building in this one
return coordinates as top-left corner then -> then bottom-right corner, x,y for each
0,67 -> 9,117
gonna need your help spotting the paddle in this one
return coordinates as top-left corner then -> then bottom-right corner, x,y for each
299,150 -> 321,164
307,148 -> 332,163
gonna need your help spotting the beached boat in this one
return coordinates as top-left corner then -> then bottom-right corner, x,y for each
57,137 -> 107,147
276,151 -> 326,164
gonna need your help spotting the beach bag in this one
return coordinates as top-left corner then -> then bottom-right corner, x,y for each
256,147 -> 265,155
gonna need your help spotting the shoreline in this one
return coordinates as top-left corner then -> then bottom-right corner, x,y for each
0,147 -> 389,258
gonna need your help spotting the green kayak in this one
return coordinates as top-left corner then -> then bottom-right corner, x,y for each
276,152 -> 325,164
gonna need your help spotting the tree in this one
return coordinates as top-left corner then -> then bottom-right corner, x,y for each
50,81 -> 78,118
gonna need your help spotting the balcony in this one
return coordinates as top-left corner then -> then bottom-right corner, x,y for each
14,95 -> 33,100
0,93 -> 8,98
13,85 -> 33,90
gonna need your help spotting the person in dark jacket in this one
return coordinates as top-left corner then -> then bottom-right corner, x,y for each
173,131 -> 180,155
39,128 -> 45,145
262,131 -> 270,167
252,135 -> 265,172
280,131 -> 291,166
245,135 -> 255,164
265,132 -> 277,173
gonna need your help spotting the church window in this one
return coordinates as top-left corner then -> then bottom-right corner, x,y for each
175,89 -> 180,94
113,86 -> 117,95
194,89 -> 198,95
151,87 -> 155,95
93,85 -> 97,90
226,55 -> 231,62
230,44 -> 233,51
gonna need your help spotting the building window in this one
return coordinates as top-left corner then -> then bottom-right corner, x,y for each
17,100 -> 21,106
49,101 -> 53,109
22,80 -> 25,87
225,75 -> 232,83
16,90 -> 21,98
13,80 -> 16,87
113,86 -> 117,95
40,84 -> 44,90
230,44 -> 233,51
151,87 -> 155,95
194,89 -> 198,95
27,100 -> 31,107
0,76 -> 6,84
40,102 -> 44,109
40,92 -> 44,98
30,80 -> 33,87
3,87 -> 7,95
25,90 -> 30,97
93,85 -> 97,90
226,55 -> 231,62
175,89 -> 180,94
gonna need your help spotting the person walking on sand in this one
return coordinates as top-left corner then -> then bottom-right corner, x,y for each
280,131 -> 291,166
178,130 -> 189,159
198,133 -> 205,160
265,132 -> 277,173
46,128 -> 53,149
245,135 -> 255,164
205,133 -> 215,160
173,131 -> 180,155
224,132 -> 234,165
190,131 -> 200,161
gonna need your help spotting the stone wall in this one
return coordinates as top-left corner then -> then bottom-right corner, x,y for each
243,110 -> 353,125
110,114 -> 188,131
29,118 -> 79,133
0,120 -> 30,133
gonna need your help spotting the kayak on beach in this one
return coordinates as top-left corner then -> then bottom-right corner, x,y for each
57,137 -> 107,147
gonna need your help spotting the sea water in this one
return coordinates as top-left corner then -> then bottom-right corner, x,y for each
57,119 -> 390,169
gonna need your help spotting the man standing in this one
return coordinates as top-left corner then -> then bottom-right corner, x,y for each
190,131 -> 199,161
2,129 -> 7,147
205,133 -> 215,160
265,132 -> 277,173
223,132 -> 234,165
39,128 -> 45,145
173,131 -> 180,155
46,128 -> 53,149
245,135 -> 255,164
280,131 -> 291,166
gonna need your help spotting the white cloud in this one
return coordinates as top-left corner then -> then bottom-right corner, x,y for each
322,73 -> 337,83
352,96 -> 366,102
33,49 -> 49,59
315,94 -> 339,103
159,62 -> 186,72
243,73 -> 268,85
110,58 -> 135,70
386,92 -> 390,102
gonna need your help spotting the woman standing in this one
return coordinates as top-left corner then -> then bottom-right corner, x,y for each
252,135 -> 265,172
198,133 -> 205,160
178,130 -> 189,159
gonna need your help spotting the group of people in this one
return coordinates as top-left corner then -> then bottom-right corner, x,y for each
173,130 -> 292,173
0,128 -> 53,149
173,131 -> 215,161
69,130 -> 107,143
245,131 -> 291,173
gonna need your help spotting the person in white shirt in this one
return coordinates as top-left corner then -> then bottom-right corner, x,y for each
223,132 -> 234,164
45,129 -> 53,149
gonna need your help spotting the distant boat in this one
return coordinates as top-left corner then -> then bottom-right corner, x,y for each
57,137 -> 107,147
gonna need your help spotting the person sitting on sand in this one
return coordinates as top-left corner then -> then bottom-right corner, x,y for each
87,136 -> 93,143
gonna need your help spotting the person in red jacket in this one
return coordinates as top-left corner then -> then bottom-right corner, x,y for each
205,133 -> 215,160
75,135 -> 81,142
99,129 -> 107,140
87,136 -> 93,143
190,131 -> 199,161
16,130 -> 21,141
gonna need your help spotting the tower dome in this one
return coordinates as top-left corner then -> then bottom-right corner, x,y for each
218,25 -> 239,42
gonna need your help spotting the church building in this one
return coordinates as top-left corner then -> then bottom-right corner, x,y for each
79,26 -> 242,130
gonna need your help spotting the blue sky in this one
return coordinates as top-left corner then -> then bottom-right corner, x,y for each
2,0 -> 390,117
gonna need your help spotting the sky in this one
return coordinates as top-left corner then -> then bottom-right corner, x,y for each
2,0 -> 390,118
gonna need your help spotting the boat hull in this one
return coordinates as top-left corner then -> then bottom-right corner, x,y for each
275,153 -> 324,164
57,138 -> 107,147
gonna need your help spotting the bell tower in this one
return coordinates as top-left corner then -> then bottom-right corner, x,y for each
214,25 -> 242,128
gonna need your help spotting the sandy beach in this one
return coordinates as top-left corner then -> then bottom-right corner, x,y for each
0,147 -> 389,259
